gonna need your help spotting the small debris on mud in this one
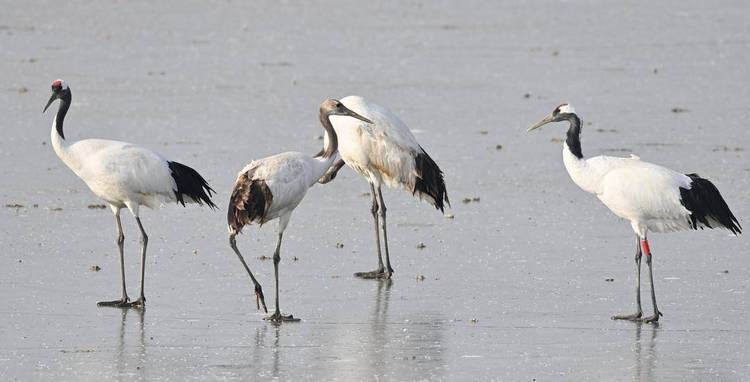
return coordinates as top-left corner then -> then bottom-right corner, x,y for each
605,278 -> 614,282
479,130 -> 488,135
50,207 -> 63,211
470,318 -> 478,324
314,135 -> 323,140
17,86 -> 28,93
416,275 -> 426,281
90,265 -> 101,272
192,250 -> 198,256
550,137 -> 564,143
330,275 -> 340,278
416,243 -> 426,249
462,197 -> 481,204
87,204 -> 106,209
552,50 -> 559,56
361,192 -> 371,197
258,255 -> 270,261
595,128 -> 618,133
495,144 -> 503,150
5,203 -> 24,209
721,270 -> 729,274
653,68 -> 659,74
336,242 -> 344,249
523,93 -> 531,99
444,213 -> 455,219
671,107 -> 689,113
712,145 -> 744,152
292,256 -> 299,261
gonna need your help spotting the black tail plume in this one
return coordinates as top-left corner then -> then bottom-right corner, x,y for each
680,174 -> 741,234
413,146 -> 449,212
168,161 -> 217,209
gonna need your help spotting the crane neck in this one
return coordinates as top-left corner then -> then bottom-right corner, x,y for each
50,90 -> 80,172
54,90 -> 72,140
316,110 -> 339,159
565,113 -> 583,159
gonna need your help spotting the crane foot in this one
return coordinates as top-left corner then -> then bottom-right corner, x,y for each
355,268 -> 392,279
264,312 -> 300,323
611,312 -> 642,321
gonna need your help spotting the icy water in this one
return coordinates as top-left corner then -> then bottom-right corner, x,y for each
2,1 -> 750,380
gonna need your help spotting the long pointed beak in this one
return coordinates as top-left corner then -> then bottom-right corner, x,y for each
343,107 -> 373,124
527,114 -> 555,132
43,93 -> 57,113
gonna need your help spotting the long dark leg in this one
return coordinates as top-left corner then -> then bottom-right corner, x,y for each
612,236 -> 643,320
229,233 -> 267,313
266,232 -> 299,323
355,183 -> 386,279
131,217 -> 148,307
98,212 -> 131,307
377,186 -> 394,278
641,238 -> 662,323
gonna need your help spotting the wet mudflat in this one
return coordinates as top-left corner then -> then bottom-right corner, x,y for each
1,1 -> 749,380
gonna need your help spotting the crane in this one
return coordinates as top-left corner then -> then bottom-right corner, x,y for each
319,96 -> 449,279
43,79 -> 217,308
528,103 -> 741,322
227,98 -> 372,322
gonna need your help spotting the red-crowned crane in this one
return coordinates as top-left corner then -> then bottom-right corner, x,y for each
43,79 -> 217,308
528,103 -> 741,323
227,99 -> 372,322
319,96 -> 449,279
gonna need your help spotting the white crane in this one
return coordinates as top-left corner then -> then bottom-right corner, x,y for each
528,103 -> 742,323
227,99 -> 373,322
43,79 -> 217,308
319,96 -> 449,279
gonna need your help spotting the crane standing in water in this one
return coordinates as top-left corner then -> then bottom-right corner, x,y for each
43,79 -> 216,308
227,99 -> 373,322
528,103 -> 741,322
319,96 -> 449,280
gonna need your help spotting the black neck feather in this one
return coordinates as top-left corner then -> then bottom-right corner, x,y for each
316,111 -> 339,158
55,91 -> 71,140
565,114 -> 583,159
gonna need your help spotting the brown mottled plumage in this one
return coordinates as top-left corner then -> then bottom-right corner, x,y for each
227,172 -> 273,234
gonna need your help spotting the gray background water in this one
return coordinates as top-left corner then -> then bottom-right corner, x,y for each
1,1 -> 749,380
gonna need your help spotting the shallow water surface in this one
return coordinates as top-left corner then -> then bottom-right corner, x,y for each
1,1 -> 749,380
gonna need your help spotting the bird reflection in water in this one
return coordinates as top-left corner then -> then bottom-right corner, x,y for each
116,308 -> 146,382
633,323 -> 658,382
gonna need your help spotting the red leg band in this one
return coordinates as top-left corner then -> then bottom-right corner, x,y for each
641,239 -> 651,256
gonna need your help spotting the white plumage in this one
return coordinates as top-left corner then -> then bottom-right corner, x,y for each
562,146 -> 694,236
227,98 -> 373,322
44,79 -> 216,308
529,103 -> 741,323
320,95 -> 449,279
55,139 -> 180,212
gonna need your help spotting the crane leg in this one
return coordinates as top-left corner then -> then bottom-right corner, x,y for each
130,217 -> 148,308
640,239 -> 662,323
612,236 -> 643,320
229,233 -> 267,313
354,183 -> 388,279
377,186 -> 394,278
98,211 -> 132,307
265,231 -> 299,323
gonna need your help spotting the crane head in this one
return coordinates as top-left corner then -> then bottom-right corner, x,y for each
43,79 -> 70,113
321,98 -> 373,124
527,103 -> 576,132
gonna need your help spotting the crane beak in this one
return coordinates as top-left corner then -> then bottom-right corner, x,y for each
43,93 -> 57,113
343,107 -> 373,124
527,114 -> 555,132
